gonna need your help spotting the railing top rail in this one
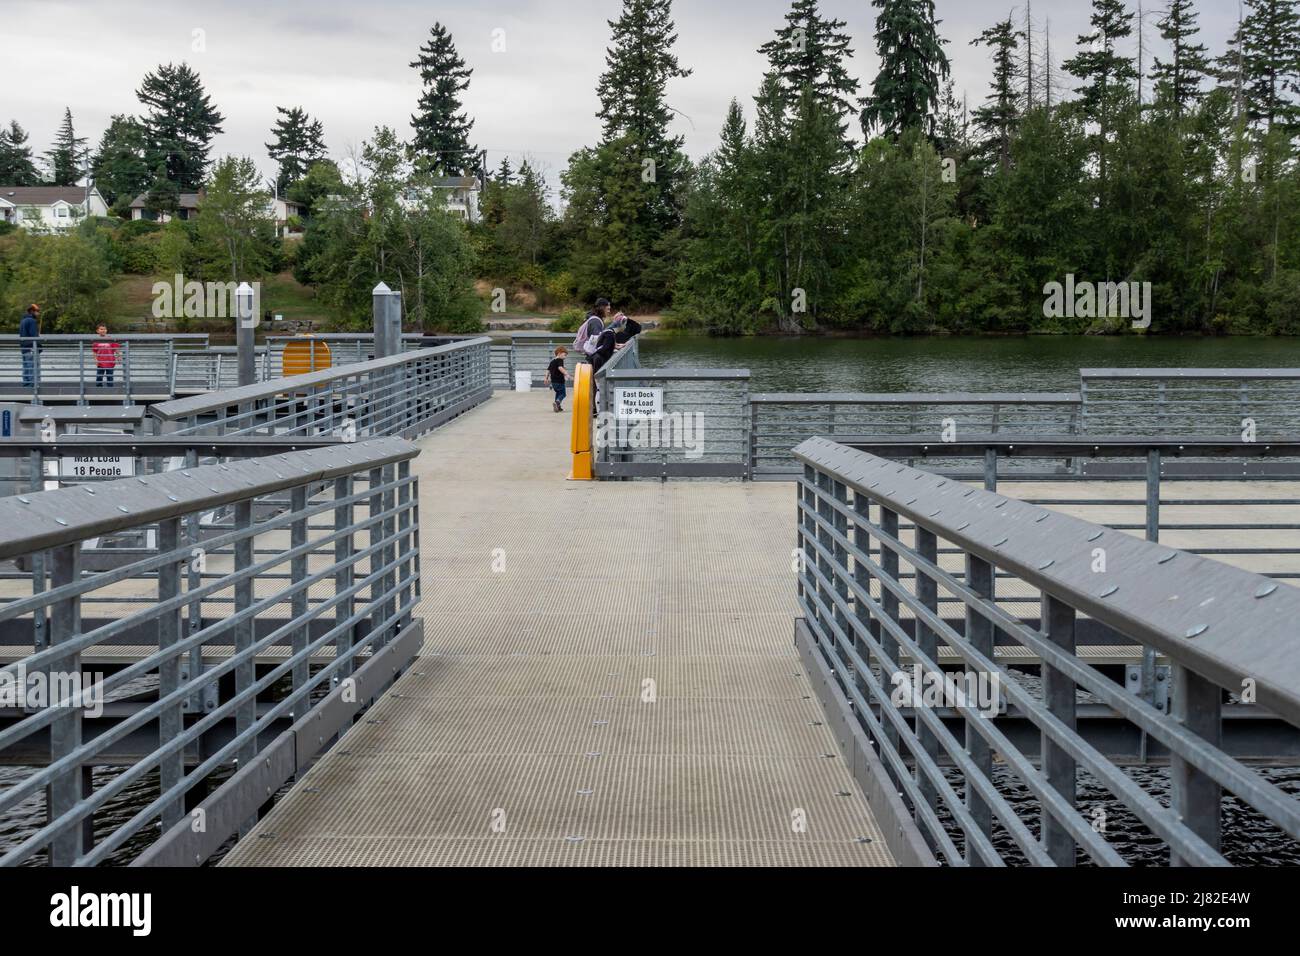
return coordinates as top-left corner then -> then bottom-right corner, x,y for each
19,406 -> 148,423
508,331 -> 583,340
1081,367 -> 1300,380
793,436 -> 1300,727
262,333 -> 436,342
0,437 -> 416,559
836,435 -> 1300,457
0,435 -> 341,456
605,367 -> 749,381
151,337 -> 492,420
752,391 -> 1081,405
0,334 -> 209,343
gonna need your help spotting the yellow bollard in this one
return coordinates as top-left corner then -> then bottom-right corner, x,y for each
569,362 -> 593,480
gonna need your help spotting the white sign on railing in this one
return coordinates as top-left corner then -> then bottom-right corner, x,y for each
614,387 -> 663,419
60,456 -> 136,479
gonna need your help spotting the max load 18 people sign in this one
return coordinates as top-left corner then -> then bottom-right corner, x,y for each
59,456 -> 136,479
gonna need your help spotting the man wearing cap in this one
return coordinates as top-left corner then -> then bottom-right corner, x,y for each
19,304 -> 39,387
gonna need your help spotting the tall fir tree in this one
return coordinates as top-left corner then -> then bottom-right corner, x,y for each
90,115 -> 151,207
971,18 -> 1023,173
596,0 -> 692,218
757,0 -> 858,142
1151,0 -> 1211,117
0,120 -> 42,186
136,62 -> 225,190
1063,0 -> 1137,198
563,0 -> 690,304
266,106 -> 327,193
860,0 -> 952,140
45,108 -> 88,187
409,23 -> 476,176
1240,0 -> 1300,133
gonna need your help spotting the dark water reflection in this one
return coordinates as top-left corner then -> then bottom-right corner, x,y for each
641,335 -> 1300,392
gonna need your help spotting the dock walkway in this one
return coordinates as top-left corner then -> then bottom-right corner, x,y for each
223,392 -> 893,866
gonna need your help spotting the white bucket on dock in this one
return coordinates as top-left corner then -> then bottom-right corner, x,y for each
514,371 -> 531,392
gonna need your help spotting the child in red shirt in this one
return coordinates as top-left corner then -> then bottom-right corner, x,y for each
91,324 -> 121,387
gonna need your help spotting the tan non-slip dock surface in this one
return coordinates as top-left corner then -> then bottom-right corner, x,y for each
223,392 -> 893,866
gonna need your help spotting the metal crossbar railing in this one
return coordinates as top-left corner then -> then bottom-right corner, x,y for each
0,335 -> 210,405
0,438 -> 422,866
1080,368 -> 1300,437
151,337 -> 492,440
596,352 -> 748,480
751,393 -> 1082,478
793,436 -> 1300,867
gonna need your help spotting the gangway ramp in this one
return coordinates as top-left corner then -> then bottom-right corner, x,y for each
222,392 -> 894,866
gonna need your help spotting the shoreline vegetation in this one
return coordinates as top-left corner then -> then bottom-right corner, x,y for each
3,0 -> 1298,341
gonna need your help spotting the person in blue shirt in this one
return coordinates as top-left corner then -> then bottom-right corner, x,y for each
18,304 -> 39,387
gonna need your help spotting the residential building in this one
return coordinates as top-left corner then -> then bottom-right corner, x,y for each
0,186 -> 109,230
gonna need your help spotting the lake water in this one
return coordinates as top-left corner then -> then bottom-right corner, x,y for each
639,334 -> 1300,391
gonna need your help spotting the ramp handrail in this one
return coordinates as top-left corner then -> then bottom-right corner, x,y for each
793,436 -> 1300,867
0,438 -> 422,866
151,337 -> 493,440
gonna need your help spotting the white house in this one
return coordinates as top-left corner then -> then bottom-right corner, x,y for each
398,176 -> 482,224
269,196 -> 305,236
128,191 -> 203,223
0,186 -> 109,230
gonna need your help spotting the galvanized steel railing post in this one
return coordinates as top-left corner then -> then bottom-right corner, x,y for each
367,466 -> 386,648
333,475 -> 356,681
381,463 -> 397,644
46,543 -> 84,866
78,341 -> 86,405
183,447 -> 206,714
1041,593 -> 1078,866
964,553 -> 995,856
233,500 -> 255,770
914,526 -> 941,813
1170,666 -> 1223,865
29,449 -> 47,652
157,516 -> 184,828
1140,450 -> 1162,711
398,459 -> 414,629
122,341 -> 133,407
983,447 -> 998,492
878,507 -> 902,758
290,485 -> 309,699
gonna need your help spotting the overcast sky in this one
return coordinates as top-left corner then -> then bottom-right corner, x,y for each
4,0 -> 1242,201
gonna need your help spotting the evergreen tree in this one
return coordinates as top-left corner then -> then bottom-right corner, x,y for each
562,0 -> 691,305
142,165 -> 181,219
266,106 -> 327,193
596,0 -> 691,224
409,23 -> 476,176
1063,0 -> 1138,201
757,0 -> 858,142
45,108 -> 88,186
1151,0 -> 1211,117
91,115 -> 151,208
495,156 -> 514,185
971,18 -> 1023,173
1240,0 -> 1300,133
136,62 -> 225,189
0,120 -> 42,185
860,0 -> 952,140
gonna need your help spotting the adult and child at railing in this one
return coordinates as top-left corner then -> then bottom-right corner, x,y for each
545,296 -> 642,413
17,302 -> 123,388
